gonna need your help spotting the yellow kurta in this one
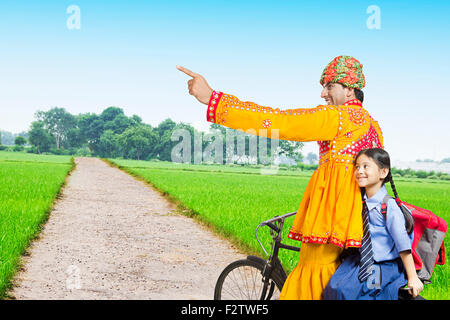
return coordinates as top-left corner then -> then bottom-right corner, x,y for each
207,91 -> 384,299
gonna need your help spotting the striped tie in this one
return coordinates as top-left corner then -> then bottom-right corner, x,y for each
358,200 -> 374,282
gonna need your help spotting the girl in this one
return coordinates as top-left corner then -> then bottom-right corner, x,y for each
324,148 -> 424,300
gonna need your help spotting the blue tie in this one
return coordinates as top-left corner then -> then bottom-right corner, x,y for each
358,200 -> 374,282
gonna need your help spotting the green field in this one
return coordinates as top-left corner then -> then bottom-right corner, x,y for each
0,151 -> 74,298
1,151 -> 447,300
110,158 -> 450,300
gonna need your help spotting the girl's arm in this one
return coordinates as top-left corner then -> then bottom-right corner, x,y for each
385,199 -> 423,297
399,251 -> 424,298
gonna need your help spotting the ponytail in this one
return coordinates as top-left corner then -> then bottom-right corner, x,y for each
387,172 -> 400,200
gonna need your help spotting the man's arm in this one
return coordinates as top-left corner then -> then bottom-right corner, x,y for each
207,90 -> 340,142
177,65 -> 340,142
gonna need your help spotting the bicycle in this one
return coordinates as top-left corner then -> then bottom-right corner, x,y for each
214,211 -> 426,300
214,211 -> 298,300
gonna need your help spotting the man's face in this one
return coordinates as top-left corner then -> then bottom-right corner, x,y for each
320,82 -> 351,105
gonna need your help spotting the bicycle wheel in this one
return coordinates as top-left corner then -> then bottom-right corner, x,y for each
214,258 -> 285,300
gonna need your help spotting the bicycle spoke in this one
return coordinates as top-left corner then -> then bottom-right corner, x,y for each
231,267 -> 248,299
237,265 -> 251,299
235,266 -> 259,299
217,261 -> 282,300
227,269 -> 244,299
244,266 -> 255,299
222,283 -> 240,299
250,265 -> 258,299
224,266 -> 247,299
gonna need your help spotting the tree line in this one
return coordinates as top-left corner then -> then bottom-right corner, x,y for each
3,106 -> 447,178
0,106 -> 305,164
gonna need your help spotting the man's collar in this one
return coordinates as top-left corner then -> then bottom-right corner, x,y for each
364,185 -> 388,211
344,99 -> 363,107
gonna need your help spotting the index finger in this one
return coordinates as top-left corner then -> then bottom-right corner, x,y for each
176,65 -> 197,78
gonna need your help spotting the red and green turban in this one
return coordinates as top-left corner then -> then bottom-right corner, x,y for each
320,55 -> 366,89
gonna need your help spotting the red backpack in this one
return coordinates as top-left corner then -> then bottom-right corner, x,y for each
381,195 -> 447,283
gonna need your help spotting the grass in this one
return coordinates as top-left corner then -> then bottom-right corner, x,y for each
1,151 -> 447,299
0,151 -> 73,164
110,158 -> 450,300
110,158 -> 314,177
0,151 -> 74,298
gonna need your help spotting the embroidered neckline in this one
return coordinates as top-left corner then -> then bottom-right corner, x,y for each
344,99 -> 363,107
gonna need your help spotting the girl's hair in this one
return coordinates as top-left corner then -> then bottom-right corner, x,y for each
354,148 -> 399,199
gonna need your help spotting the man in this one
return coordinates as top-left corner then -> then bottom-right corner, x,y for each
177,56 -> 384,299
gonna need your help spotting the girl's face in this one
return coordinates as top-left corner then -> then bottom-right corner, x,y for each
354,154 -> 389,189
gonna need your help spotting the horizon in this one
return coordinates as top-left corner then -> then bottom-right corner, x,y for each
1,103 -> 449,164
1,0 -> 449,162
2,112 -> 450,166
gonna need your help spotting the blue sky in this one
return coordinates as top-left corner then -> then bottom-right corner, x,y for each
0,0 -> 449,161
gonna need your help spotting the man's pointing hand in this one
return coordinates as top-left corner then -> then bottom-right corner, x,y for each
177,65 -> 213,105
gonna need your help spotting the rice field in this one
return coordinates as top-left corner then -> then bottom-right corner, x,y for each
0,151 -> 74,298
1,152 -> 447,300
110,158 -> 450,300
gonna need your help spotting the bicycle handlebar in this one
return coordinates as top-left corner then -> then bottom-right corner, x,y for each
264,222 -> 280,233
258,211 -> 297,227
255,211 -> 297,256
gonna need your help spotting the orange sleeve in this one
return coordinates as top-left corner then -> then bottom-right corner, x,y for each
207,91 -> 340,142
372,119 -> 384,148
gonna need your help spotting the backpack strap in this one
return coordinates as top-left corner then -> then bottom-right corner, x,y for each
380,194 -> 393,217
380,194 -> 414,234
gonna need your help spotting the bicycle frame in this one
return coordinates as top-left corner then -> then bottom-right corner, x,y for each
256,211 -> 300,257
254,211 -> 300,298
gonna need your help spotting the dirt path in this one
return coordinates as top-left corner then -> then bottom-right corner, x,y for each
9,158 -> 246,300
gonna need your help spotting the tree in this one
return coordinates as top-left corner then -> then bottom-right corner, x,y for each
119,125 -> 158,160
415,170 -> 429,179
104,113 -> 132,134
36,107 -> 77,149
78,108 -> 140,154
157,118 -> 177,137
28,121 -> 53,154
305,152 -> 319,165
130,115 -> 142,126
277,140 -> 304,163
0,131 -> 15,145
14,136 -> 26,146
172,122 -> 201,164
207,124 -> 303,165
100,106 -> 124,122
98,130 -> 119,158
153,119 -> 178,161
64,127 -> 84,149
77,113 -> 104,152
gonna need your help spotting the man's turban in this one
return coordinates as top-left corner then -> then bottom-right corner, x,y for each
320,55 -> 366,89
